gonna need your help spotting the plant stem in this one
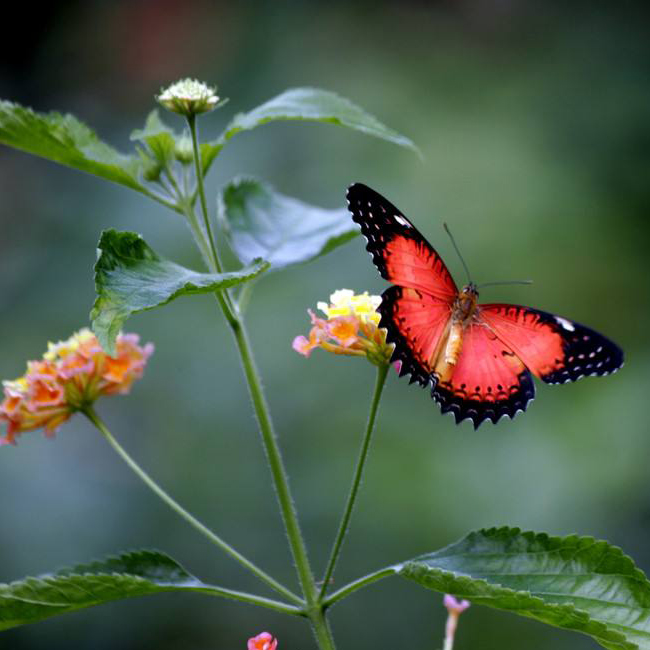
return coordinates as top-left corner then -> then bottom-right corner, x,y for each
82,406 -> 303,606
164,164 -> 182,198
187,114 -> 222,274
319,363 -> 389,600
194,586 -> 305,616
308,607 -> 337,650
190,116 -> 333,648
229,320 -> 318,604
222,303 -> 337,647
140,185 -> 183,214
186,116 -> 238,325
322,567 -> 396,608
180,200 -> 214,270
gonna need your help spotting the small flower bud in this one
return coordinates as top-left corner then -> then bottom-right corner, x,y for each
157,78 -> 219,117
247,632 -> 277,650
443,594 -> 470,650
174,133 -> 194,164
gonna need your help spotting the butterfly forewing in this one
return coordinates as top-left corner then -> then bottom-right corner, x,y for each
347,183 -> 457,300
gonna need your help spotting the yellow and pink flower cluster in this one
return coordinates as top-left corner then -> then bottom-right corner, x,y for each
292,289 -> 393,367
0,329 -> 153,444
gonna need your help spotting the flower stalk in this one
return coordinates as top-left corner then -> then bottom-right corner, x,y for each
443,595 -> 471,650
319,362 -> 389,599
82,406 -> 303,607
187,109 -> 335,648
187,113 -> 222,274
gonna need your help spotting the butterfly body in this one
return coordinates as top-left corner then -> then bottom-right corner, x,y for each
347,183 -> 624,428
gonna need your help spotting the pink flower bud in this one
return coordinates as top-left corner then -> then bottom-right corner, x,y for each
247,632 -> 278,650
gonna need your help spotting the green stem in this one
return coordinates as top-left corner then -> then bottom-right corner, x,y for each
164,164 -> 183,199
319,363 -> 389,599
156,176 -> 176,201
186,116 -> 238,326
322,567 -> 396,609
82,406 -> 303,607
227,310 -> 337,647
195,586 -> 305,616
229,319 -> 317,603
140,185 -> 183,214
188,115 -> 333,647
308,607 -> 337,650
187,113 -> 222,274
182,202 -> 214,269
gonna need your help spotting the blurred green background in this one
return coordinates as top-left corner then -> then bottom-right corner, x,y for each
1,1 -> 649,648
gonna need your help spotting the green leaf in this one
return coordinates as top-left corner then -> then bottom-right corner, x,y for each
200,140 -> 224,173
130,109 -> 176,167
0,549 -> 232,631
218,177 -> 358,270
398,527 -> 650,650
0,100 -> 144,192
202,87 -> 420,173
91,229 -> 269,354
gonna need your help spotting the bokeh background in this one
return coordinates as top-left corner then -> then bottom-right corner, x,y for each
1,1 -> 649,648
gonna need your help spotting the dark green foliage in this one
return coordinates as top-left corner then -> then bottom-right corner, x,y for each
399,527 -> 650,650
0,101 -> 144,191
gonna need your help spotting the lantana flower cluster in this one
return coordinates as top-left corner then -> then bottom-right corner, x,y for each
0,329 -> 153,444
292,289 -> 393,367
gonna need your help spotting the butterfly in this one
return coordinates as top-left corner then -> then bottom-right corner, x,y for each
347,183 -> 624,428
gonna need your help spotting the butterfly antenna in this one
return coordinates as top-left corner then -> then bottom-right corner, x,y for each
477,279 -> 534,289
443,223 -> 472,284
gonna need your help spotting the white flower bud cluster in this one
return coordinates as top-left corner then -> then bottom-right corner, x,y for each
157,79 -> 219,117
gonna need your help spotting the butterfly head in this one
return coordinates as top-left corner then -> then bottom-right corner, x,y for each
461,282 -> 479,298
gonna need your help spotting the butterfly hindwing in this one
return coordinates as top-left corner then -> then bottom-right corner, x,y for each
432,322 -> 536,429
378,285 -> 452,387
347,183 -> 457,300
480,305 -> 624,384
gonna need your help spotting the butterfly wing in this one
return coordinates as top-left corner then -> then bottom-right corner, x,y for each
347,183 -> 457,386
431,322 -> 536,429
347,183 -> 457,300
347,183 -> 623,427
378,286 -> 452,387
479,304 -> 624,384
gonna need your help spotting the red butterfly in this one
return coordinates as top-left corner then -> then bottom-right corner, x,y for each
347,183 -> 624,428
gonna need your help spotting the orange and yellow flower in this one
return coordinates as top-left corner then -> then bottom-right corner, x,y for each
292,289 -> 393,366
0,329 -> 153,444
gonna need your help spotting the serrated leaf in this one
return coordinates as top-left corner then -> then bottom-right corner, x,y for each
0,549 -> 229,631
0,100 -> 144,191
91,229 -> 269,354
397,527 -> 650,650
218,177 -> 357,270
130,109 -> 177,167
202,87 -> 419,173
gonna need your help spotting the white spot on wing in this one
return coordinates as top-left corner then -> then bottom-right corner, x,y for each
555,316 -> 575,331
394,215 -> 411,228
